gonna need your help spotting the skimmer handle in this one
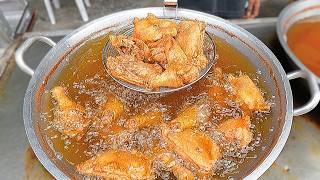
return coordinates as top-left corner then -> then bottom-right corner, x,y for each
163,0 -> 178,19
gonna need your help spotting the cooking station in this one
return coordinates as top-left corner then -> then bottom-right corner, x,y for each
0,0 -> 320,179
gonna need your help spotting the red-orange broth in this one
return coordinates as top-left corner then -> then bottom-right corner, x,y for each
287,16 -> 320,77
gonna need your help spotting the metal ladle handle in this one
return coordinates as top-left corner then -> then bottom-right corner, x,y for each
163,0 -> 178,18
287,70 -> 320,116
15,36 -> 56,76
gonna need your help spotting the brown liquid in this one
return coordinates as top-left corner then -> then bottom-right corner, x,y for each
40,33 -> 273,178
287,16 -> 320,76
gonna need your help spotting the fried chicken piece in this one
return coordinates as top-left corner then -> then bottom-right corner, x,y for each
132,14 -> 177,42
106,55 -> 163,87
99,94 -> 124,123
109,35 -> 150,61
217,115 -> 253,147
228,74 -> 270,112
207,85 -> 231,108
125,111 -> 162,129
149,70 -> 184,88
176,20 -> 208,69
162,127 -> 220,171
146,35 -> 172,67
148,36 -> 198,88
51,86 -> 90,138
157,153 -> 194,180
77,150 -> 151,179
169,100 -> 211,131
92,94 -> 125,138
172,165 -> 194,180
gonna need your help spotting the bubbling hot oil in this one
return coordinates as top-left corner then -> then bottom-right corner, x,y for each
40,33 -> 273,178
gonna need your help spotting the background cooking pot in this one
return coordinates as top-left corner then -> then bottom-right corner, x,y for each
14,5 -> 320,180
277,0 -> 320,84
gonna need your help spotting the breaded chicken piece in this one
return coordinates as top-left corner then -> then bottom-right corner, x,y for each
149,70 -> 184,89
132,14 -> 177,42
228,74 -> 270,112
172,165 -> 195,180
99,94 -> 124,123
162,127 -> 220,171
176,20 -> 208,70
217,115 -> 253,147
51,86 -> 90,138
148,36 -> 198,88
207,85 -> 230,108
77,150 -> 151,179
106,55 -> 163,88
125,111 -> 162,129
109,35 -> 150,61
157,153 -> 194,180
169,100 -> 211,131
94,94 -> 125,138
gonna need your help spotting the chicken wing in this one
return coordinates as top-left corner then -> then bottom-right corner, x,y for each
99,94 -> 124,123
157,153 -> 194,180
207,85 -> 230,108
217,115 -> 253,148
109,35 -> 150,62
51,86 -> 90,138
172,165 -> 194,180
169,100 -> 211,131
77,150 -> 151,179
149,70 -> 183,89
176,20 -> 208,70
125,111 -> 162,129
228,74 -> 270,112
162,127 -> 221,171
106,55 -> 163,88
94,94 -> 125,138
148,36 -> 198,87
132,14 -> 177,43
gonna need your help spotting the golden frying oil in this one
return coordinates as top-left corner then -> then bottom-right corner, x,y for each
40,33 -> 273,178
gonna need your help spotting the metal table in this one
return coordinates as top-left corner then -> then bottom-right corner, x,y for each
0,18 -> 319,179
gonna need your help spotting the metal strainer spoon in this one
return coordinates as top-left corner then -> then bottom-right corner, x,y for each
102,21 -> 216,94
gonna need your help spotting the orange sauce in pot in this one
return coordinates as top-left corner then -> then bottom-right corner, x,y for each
287,16 -> 320,77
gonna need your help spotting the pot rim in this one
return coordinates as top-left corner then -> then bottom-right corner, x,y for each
277,0 -> 320,83
23,7 -> 293,179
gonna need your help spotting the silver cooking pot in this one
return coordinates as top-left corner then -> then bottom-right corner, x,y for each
277,0 -> 320,84
15,7 -> 320,179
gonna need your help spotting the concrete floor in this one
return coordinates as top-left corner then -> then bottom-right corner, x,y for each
29,0 -> 291,32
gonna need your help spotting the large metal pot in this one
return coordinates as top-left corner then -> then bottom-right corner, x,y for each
15,7 -> 320,179
277,0 -> 320,83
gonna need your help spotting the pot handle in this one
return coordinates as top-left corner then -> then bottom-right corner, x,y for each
287,70 -> 320,116
15,36 -> 56,76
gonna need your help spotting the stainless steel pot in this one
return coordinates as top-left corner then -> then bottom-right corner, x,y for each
15,7 -> 320,179
277,0 -> 320,84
